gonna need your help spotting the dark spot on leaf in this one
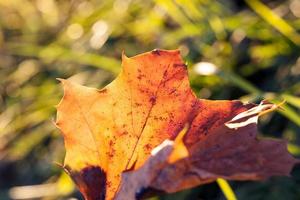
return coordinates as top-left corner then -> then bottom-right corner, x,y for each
168,88 -> 177,95
144,144 -> 152,151
149,96 -> 156,104
163,70 -> 168,78
137,75 -> 142,80
173,63 -> 187,68
151,49 -> 161,56
121,131 -> 128,136
55,121 -> 61,127
135,103 -> 142,107
98,88 -> 107,94
109,147 -> 116,158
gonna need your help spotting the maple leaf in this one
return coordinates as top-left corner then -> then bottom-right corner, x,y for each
56,49 -> 298,200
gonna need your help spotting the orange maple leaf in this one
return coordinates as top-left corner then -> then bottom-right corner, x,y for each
56,49 -> 297,200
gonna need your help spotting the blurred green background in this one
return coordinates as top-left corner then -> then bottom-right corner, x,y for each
0,0 -> 300,199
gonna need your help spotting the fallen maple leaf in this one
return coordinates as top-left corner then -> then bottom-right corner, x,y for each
56,49 -> 298,200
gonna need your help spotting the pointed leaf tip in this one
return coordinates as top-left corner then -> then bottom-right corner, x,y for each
56,78 -> 65,82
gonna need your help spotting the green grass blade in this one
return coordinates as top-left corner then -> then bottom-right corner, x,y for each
245,0 -> 300,45
217,178 -> 238,200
